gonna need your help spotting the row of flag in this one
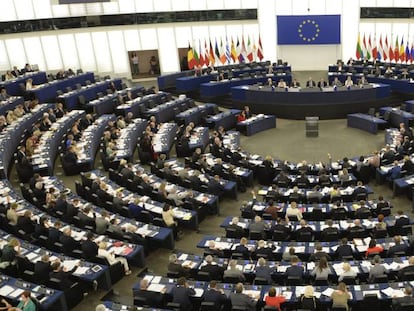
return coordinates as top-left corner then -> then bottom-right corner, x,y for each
356,33 -> 414,63
187,35 -> 264,69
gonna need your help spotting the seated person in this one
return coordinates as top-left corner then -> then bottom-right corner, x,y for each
285,256 -> 304,280
388,235 -> 408,257
224,259 -> 245,282
317,78 -> 327,88
365,239 -> 384,258
135,279 -> 165,307
335,238 -> 354,260
226,217 -> 244,238
277,79 -> 287,88
255,257 -> 273,284
229,283 -> 258,311
171,277 -> 196,311
331,77 -> 342,87
299,286 -> 318,311
202,280 -> 228,310
338,262 -> 357,282
168,254 -> 190,278
310,256 -> 331,280
306,77 -> 316,88
234,237 -> 251,259
309,243 -> 331,261
368,255 -> 387,283
392,286 -> 414,311
200,255 -> 224,281
265,287 -> 286,311
237,110 -> 246,123
344,76 -> 353,87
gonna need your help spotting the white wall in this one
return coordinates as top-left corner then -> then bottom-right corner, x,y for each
3,0 -> 414,76
0,21 -> 258,77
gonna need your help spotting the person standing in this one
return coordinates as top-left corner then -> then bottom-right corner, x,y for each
131,53 -> 139,76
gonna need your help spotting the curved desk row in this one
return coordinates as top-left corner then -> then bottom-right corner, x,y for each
231,84 -> 391,119
0,104 -> 52,179
201,74 -> 292,99
0,71 -> 47,95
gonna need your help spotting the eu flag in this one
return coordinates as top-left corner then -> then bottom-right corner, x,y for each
277,15 -> 341,45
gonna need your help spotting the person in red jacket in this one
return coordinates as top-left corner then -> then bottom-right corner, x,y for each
237,110 -> 246,122
265,287 -> 286,311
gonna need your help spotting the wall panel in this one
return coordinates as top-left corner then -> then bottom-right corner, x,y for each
157,27 -> 179,73
108,31 -> 129,74
0,41 -> 11,72
23,37 -> 45,71
75,33 -> 97,72
91,32 -> 112,73
40,35 -> 62,70
58,34 -> 80,70
5,39 -> 26,70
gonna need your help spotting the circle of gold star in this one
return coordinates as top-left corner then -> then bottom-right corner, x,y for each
297,19 -> 320,42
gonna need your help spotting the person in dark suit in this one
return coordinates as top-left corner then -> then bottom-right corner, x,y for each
112,191 -> 127,214
34,254 -> 53,285
392,286 -> 414,311
387,235 -> 408,257
398,256 -> 414,280
48,221 -> 63,245
49,260 -> 80,291
134,279 -> 165,308
271,218 -> 292,240
210,137 -> 223,158
255,257 -> 273,284
200,255 -> 224,281
387,161 -> 402,181
309,243 -> 332,261
63,146 -> 78,172
321,219 -> 339,241
234,237 -> 251,259
168,254 -> 191,278
395,210 -> 410,228
229,283 -> 258,311
202,280 -> 228,310
335,238 -> 354,260
81,231 -> 98,260
306,77 -> 316,88
205,240 -> 225,258
352,181 -> 368,200
171,277 -> 196,311
253,240 -> 274,260
207,175 -> 225,196
59,227 -> 81,254
34,215 -> 50,238
347,219 -> 367,238
295,220 -> 314,241
249,215 -> 269,239
355,201 -> 372,219
17,210 -> 35,235
317,78 -> 327,88
374,196 -> 390,216
285,256 -> 304,280
120,163 -> 135,181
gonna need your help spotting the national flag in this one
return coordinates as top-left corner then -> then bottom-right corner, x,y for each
400,36 -> 405,62
252,37 -> 257,61
231,37 -> 237,62
378,34 -> 384,61
214,38 -> 220,63
366,34 -> 372,59
372,34 -> 378,60
198,40 -> 205,67
247,35 -> 254,62
193,43 -> 199,66
204,40 -> 209,67
411,44 -> 414,63
239,36 -> 246,63
187,43 -> 196,69
387,35 -> 393,61
394,35 -> 399,61
219,37 -> 226,64
362,33 -> 367,58
236,37 -> 241,62
209,40 -> 215,66
356,33 -> 363,59
225,37 -> 231,64
257,35 -> 264,61
405,41 -> 410,63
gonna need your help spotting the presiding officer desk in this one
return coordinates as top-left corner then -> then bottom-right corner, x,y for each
0,103 -> 53,179
0,273 -> 67,311
231,83 -> 391,119
134,273 -> 414,310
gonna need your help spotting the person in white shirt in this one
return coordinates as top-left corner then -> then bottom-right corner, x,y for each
285,201 -> 303,221
98,241 -> 131,275
344,76 -> 353,88
338,262 -> 357,282
277,79 -> 287,88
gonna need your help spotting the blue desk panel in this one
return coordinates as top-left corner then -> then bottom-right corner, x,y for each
347,113 -> 387,134
231,84 -> 391,119
0,72 -> 47,95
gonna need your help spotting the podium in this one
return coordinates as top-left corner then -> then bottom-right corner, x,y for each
305,116 -> 319,137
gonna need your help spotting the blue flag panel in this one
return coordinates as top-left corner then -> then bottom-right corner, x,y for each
277,15 -> 341,45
